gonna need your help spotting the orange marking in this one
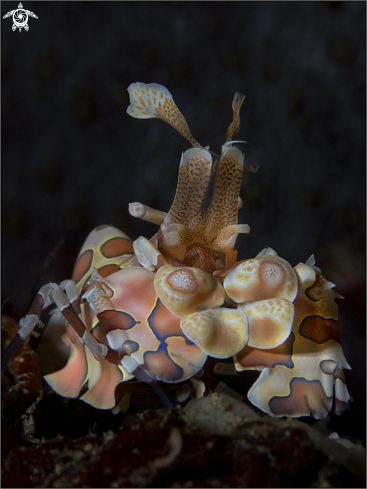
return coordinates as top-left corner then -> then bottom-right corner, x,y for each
72,249 -> 93,284
98,264 -> 121,278
101,237 -> 133,258
138,96 -> 145,107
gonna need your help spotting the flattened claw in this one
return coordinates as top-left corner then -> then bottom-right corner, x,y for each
154,264 -> 225,318
95,266 -> 207,384
235,258 -> 350,418
239,298 -> 294,349
224,249 -> 298,303
180,307 -> 249,358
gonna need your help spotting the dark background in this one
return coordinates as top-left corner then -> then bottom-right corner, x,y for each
2,2 -> 365,444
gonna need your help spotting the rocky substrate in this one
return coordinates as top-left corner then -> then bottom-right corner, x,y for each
2,392 -> 365,488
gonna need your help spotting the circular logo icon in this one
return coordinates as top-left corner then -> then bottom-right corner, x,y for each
12,6 -> 29,31
2,2 -> 38,32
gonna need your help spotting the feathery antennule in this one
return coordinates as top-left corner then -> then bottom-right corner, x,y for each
127,82 -> 200,147
226,92 -> 246,142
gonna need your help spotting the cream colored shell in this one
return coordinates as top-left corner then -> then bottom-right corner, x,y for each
154,264 -> 225,318
224,249 -> 298,303
239,298 -> 294,349
180,307 -> 249,358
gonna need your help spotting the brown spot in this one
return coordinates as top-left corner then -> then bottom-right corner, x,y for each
269,377 -> 332,416
101,237 -> 133,258
167,269 -> 198,293
143,345 -> 183,382
72,249 -> 93,284
237,333 -> 294,369
299,316 -> 340,344
98,264 -> 121,278
98,309 -> 139,334
148,299 -> 183,340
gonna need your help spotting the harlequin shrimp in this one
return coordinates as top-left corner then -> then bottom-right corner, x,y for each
1,82 -> 351,419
